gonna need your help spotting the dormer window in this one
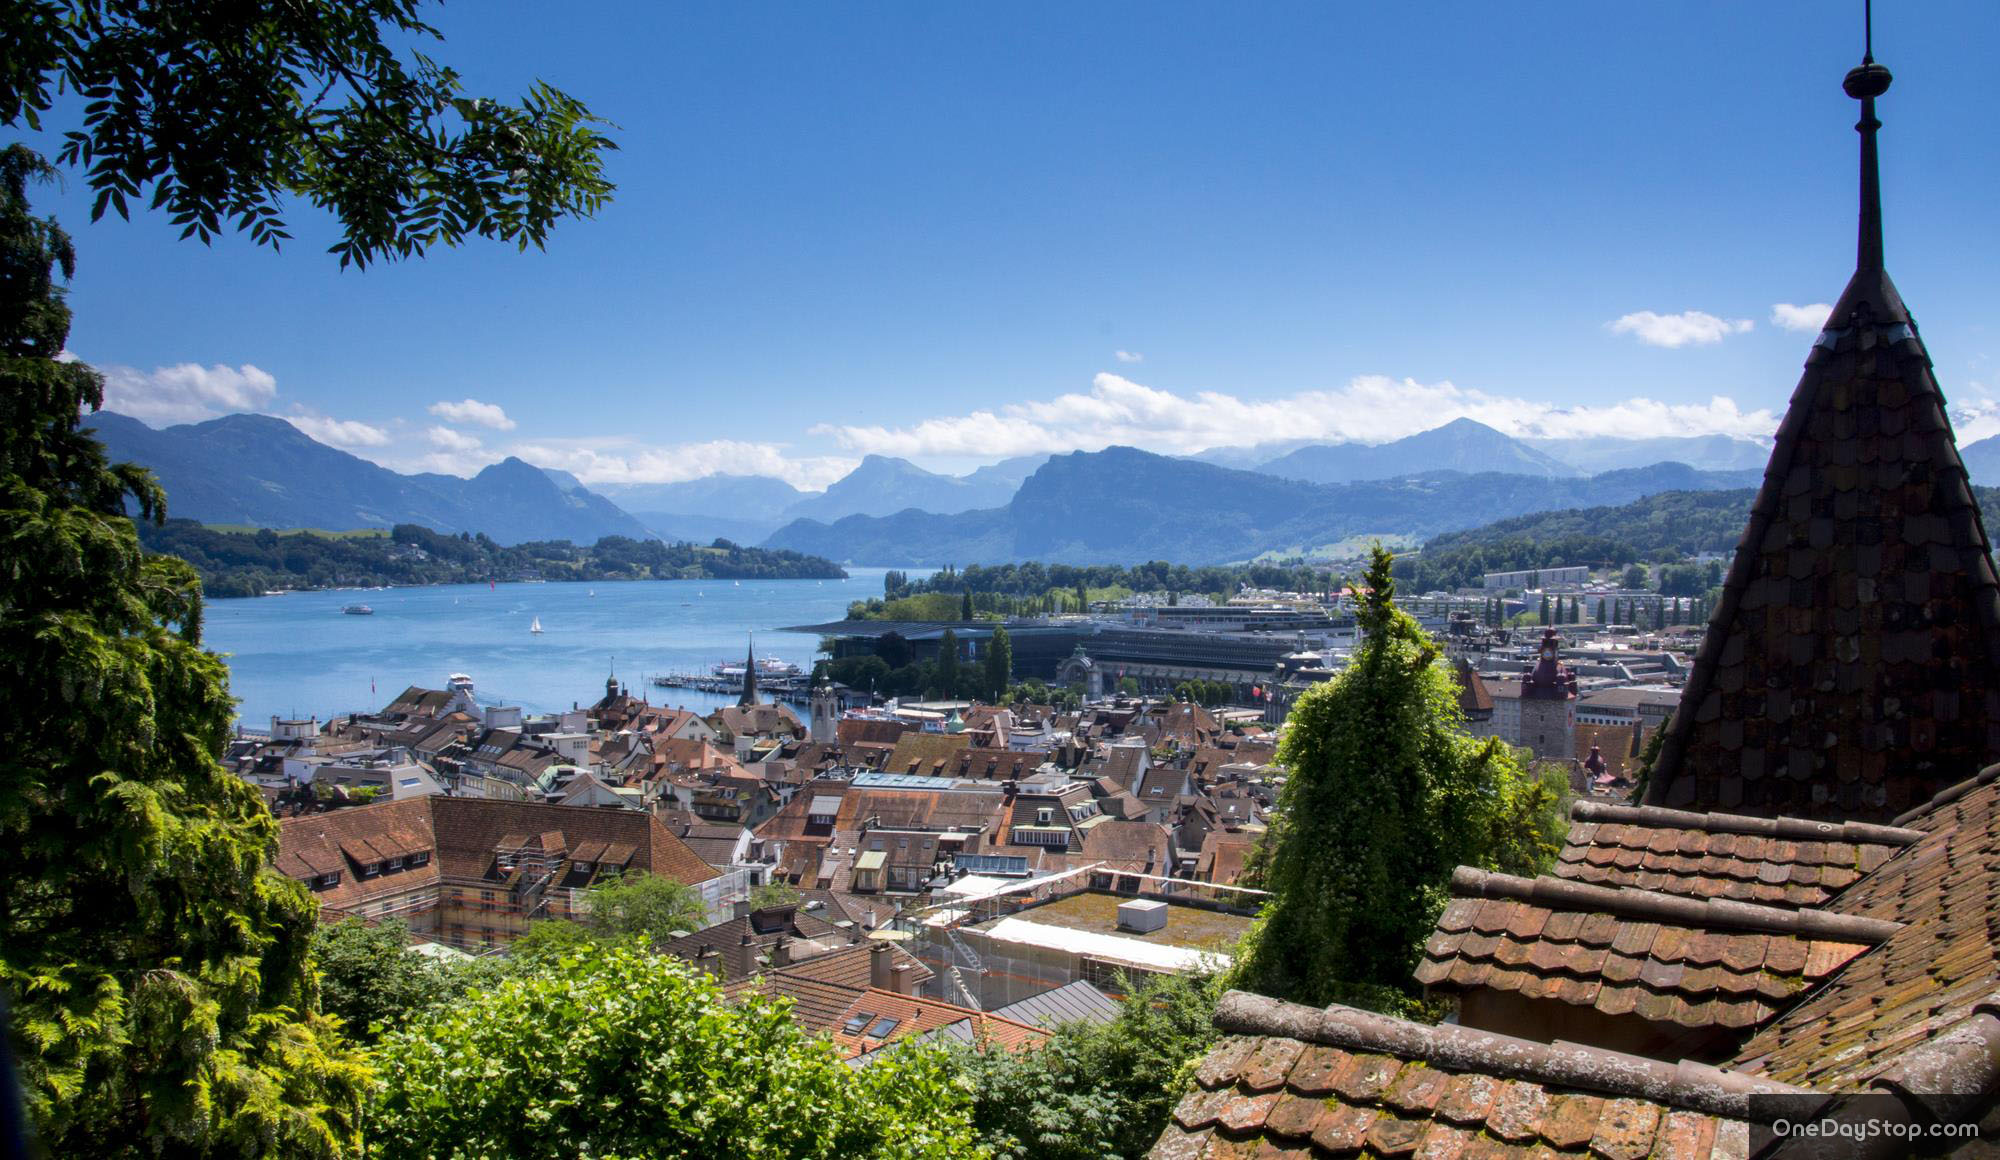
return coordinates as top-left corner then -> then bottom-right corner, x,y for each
387,856 -> 404,871
361,862 -> 382,879
315,873 -> 341,890
410,851 -> 430,867
574,861 -> 592,875
1036,808 -> 1052,824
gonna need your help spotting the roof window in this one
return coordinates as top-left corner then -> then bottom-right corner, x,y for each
865,1016 -> 901,1039
842,1012 -> 875,1035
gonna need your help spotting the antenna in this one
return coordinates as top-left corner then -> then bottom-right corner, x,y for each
1863,0 -> 1873,64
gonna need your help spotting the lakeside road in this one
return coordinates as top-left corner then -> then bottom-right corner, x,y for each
203,570 -> 906,724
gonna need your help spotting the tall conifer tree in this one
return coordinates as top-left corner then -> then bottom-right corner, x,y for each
0,147 -> 366,1156
1231,546 -> 1568,1010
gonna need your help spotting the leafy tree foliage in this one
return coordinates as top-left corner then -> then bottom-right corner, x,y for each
749,880 -> 803,911
0,146 -> 368,1156
934,628 -> 962,698
956,970 -> 1225,1160
368,941 -> 980,1159
1231,546 -> 1568,1012
984,625 -> 1014,700
577,870 -> 707,942
310,919 -> 458,1044
3,0 -> 615,267
1174,679 -> 1234,708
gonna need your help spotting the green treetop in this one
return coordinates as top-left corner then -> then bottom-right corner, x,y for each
0,146 -> 368,1156
984,625 -> 1014,701
1229,545 -> 1568,1012
2,0 -> 615,267
577,870 -> 708,942
369,941 -> 979,1159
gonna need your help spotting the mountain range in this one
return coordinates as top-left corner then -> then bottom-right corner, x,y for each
762,446 -> 1763,566
119,409 -> 1991,565
1255,418 -> 1581,483
88,412 -> 653,545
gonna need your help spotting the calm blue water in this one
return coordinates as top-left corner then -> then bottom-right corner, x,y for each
203,569 -> 906,725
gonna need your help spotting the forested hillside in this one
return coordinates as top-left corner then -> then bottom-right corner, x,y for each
141,521 -> 846,598
1394,486 -> 2000,592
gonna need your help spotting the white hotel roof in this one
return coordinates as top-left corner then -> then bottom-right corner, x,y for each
981,916 -> 1232,974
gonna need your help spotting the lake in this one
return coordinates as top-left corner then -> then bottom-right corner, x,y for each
203,568 -> 906,725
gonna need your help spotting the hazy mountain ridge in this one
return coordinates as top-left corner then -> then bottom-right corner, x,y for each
91,412 -> 653,545
762,445 -> 1761,566
1257,418 -> 1581,483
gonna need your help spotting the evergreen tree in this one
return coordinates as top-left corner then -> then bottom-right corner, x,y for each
935,629 -> 961,698
984,626 -> 1013,701
1230,545 -> 1568,1012
961,589 -> 974,620
1538,593 -> 1551,625
0,147 -> 367,1156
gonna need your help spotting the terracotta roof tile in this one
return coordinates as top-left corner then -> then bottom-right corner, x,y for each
1147,992 -> 1764,1160
1552,800 -> 1920,908
1416,870 -> 1892,1045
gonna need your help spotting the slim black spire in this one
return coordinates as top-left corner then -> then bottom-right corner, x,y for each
738,634 -> 759,706
1843,2 -> 1891,273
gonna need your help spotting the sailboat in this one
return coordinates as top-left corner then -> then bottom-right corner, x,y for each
530,616 -> 543,635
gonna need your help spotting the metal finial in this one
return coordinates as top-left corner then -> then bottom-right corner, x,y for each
1842,3 -> 1892,275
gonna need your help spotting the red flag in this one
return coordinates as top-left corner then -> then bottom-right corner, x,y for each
1252,685 -> 1262,698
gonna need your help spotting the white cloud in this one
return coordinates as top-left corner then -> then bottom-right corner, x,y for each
1115,350 -> 1144,363
812,372 -> 1781,460
1770,302 -> 1834,332
99,362 -> 278,424
426,426 -> 484,452
1950,397 -> 2000,446
285,410 -> 391,448
504,437 -> 855,490
427,398 -> 516,430
1607,311 -> 1754,348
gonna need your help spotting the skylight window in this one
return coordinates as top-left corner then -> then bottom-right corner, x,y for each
865,1016 -> 900,1039
842,1012 -> 876,1035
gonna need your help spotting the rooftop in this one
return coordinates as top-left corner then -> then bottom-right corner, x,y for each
990,889 -> 1252,953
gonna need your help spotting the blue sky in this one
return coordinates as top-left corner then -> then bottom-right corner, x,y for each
31,1 -> 2000,487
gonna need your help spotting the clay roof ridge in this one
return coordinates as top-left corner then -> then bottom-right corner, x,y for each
1890,762 -> 2000,827
1571,800 -> 1925,847
1210,990 -> 1813,1121
1451,866 -> 1903,944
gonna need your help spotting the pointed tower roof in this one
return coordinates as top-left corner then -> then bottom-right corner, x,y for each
1646,39 -> 2000,821
737,635 -> 760,707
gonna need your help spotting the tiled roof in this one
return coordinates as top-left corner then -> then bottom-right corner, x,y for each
1552,800 -> 1920,908
1729,775 -> 2000,1090
884,732 -> 973,776
1149,991 -> 1799,1160
1417,868 -> 1893,1035
759,942 -> 934,991
1647,249 -> 2000,821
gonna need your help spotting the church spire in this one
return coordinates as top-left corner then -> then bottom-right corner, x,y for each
737,634 -> 760,706
1645,15 -> 2000,821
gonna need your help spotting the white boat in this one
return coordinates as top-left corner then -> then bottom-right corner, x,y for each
341,604 -> 373,616
530,617 -> 543,635
589,590 -> 596,597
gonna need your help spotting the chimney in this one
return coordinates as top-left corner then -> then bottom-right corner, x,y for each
890,962 -> 914,996
869,941 -> 893,990
695,946 -> 723,981
733,899 -> 750,921
772,935 -> 793,968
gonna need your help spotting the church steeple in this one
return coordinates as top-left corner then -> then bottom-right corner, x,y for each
737,634 -> 760,706
1646,21 -> 2000,821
